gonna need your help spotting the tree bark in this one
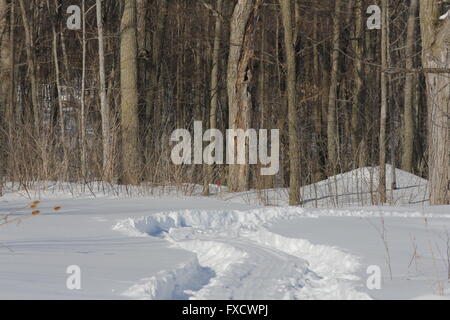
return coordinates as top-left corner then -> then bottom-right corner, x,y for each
80,0 -> 87,180
401,0 -> 418,173
47,0 -> 68,175
280,0 -> 301,205
379,0 -> 389,204
96,0 -> 113,182
351,0 -> 364,167
204,0 -> 223,196
419,0 -> 450,205
120,0 -> 141,184
0,0 -> 10,181
327,0 -> 342,175
147,0 -> 167,152
0,0 -> 9,119
18,0 -> 39,133
7,0 -> 14,180
227,0 -> 261,192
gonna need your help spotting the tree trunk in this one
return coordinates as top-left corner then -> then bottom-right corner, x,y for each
227,0 -> 261,192
0,0 -> 9,118
47,0 -> 68,176
401,0 -> 418,173
419,0 -> 450,205
327,0 -> 342,175
137,0 -> 147,96
80,0 -> 87,180
280,0 -> 301,205
175,5 -> 184,131
379,0 -> 389,204
312,12 -> 321,137
147,0 -> 167,153
204,0 -> 223,196
120,0 -> 141,184
7,0 -> 14,180
351,0 -> 364,167
0,0 -> 10,182
96,0 -> 113,182
18,0 -> 39,133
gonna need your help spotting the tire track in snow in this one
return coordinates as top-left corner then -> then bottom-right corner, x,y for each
113,208 -> 371,300
184,236 -> 320,300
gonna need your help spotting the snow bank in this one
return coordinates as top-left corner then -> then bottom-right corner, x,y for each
1,165 -> 431,209
223,165 -> 430,207
122,256 -> 214,300
114,207 -> 308,237
114,207 -> 372,300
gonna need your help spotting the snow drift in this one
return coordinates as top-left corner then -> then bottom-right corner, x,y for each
114,207 -> 371,300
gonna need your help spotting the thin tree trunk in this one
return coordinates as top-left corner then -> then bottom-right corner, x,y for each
204,0 -> 223,196
194,38 -> 203,183
257,12 -> 274,190
147,0 -> 167,153
96,0 -> 112,182
0,0 -> 10,183
387,2 -> 396,196
18,0 -> 39,134
59,27 -> 71,84
80,0 -> 87,180
47,0 -> 68,176
327,0 -> 342,175
280,0 -> 301,205
401,0 -> 418,173
120,0 -> 141,185
351,0 -> 364,168
0,0 -> 9,116
7,0 -> 14,179
175,5 -> 184,131
312,12 -> 321,136
379,0 -> 389,204
312,12 -> 325,181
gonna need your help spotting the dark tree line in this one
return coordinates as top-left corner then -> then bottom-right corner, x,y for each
0,0 -> 448,205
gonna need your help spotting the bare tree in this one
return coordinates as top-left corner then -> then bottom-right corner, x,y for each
0,0 -> 445,207
351,0 -> 364,167
47,0 -> 68,175
280,0 -> 301,205
401,0 -> 418,173
0,0 -> 10,186
379,0 -> 390,204
80,0 -> 87,180
419,0 -> 450,205
204,0 -> 223,196
0,0 -> 9,122
147,0 -> 168,153
120,0 -> 141,185
96,0 -> 113,182
18,0 -> 39,133
327,0 -> 342,175
227,0 -> 261,192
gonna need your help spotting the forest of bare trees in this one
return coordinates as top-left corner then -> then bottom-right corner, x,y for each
0,0 -> 448,205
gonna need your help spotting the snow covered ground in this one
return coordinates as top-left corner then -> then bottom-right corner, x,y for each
221,166 -> 429,207
0,167 -> 449,300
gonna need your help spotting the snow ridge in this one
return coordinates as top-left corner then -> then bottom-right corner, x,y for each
113,208 -> 371,300
122,256 -> 214,300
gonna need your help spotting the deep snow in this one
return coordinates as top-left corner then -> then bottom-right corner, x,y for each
0,167 -> 449,300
